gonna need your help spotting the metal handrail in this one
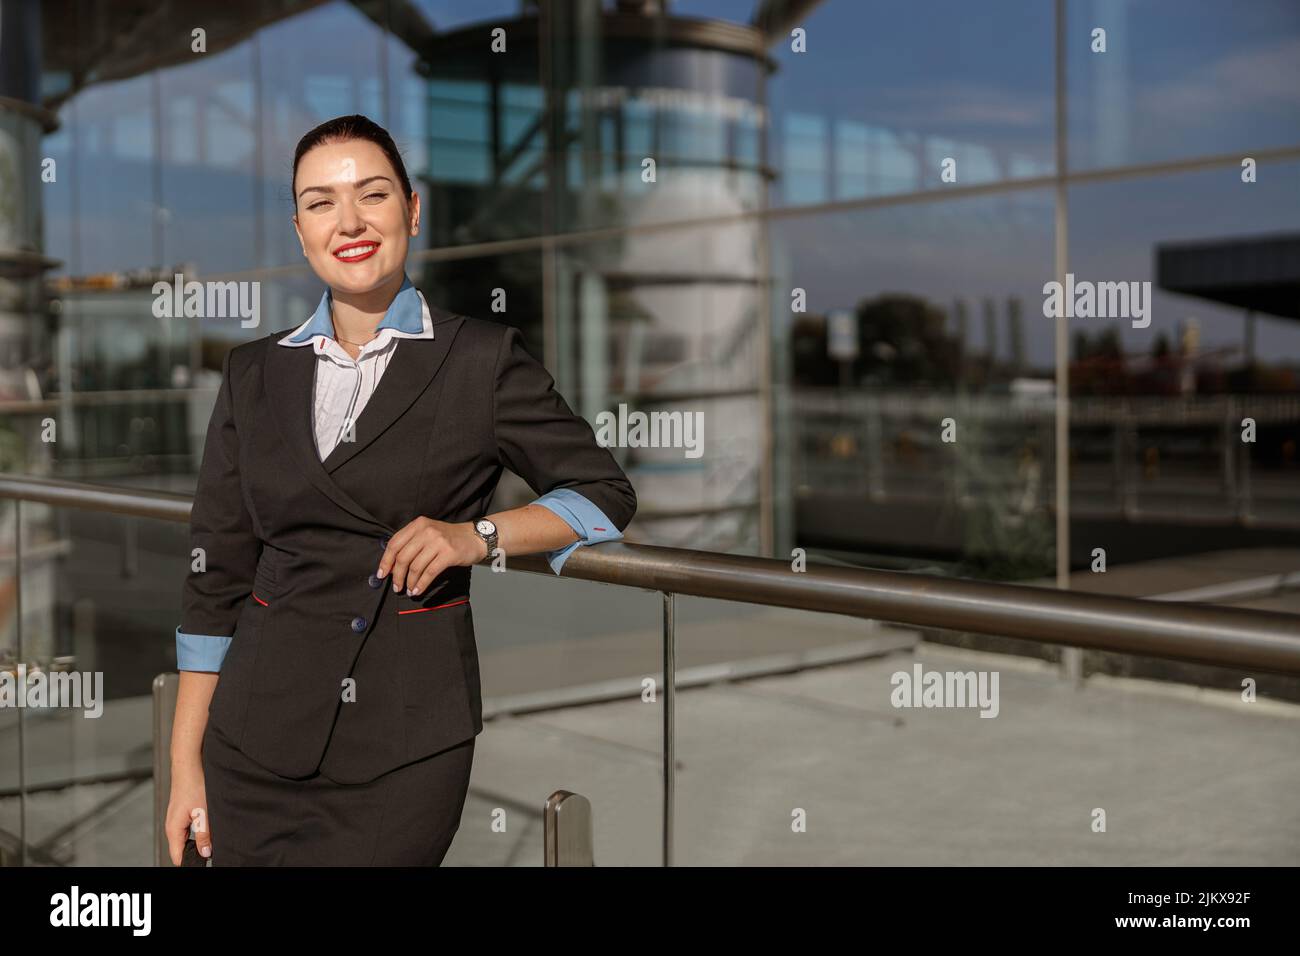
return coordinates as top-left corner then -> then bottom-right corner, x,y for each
3,472 -> 1299,674
0,475 -> 193,522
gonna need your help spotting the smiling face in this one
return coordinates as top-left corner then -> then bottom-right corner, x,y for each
292,138 -> 419,297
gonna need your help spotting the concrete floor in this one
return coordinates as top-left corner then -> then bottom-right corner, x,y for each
449,641 -> 1300,866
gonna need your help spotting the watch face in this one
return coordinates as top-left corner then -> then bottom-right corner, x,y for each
476,519 -> 497,536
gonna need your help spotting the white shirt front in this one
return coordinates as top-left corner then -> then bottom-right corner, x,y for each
276,279 -> 435,461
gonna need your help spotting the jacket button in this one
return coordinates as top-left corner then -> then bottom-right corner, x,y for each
378,536 -> 390,550
368,573 -> 383,589
351,616 -> 368,633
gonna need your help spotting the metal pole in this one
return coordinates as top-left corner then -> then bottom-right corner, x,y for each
15,499 -> 25,867
1223,396 -> 1238,510
1241,420 -> 1254,522
1054,0 -> 1081,685
662,590 -> 675,867
756,46 -> 775,557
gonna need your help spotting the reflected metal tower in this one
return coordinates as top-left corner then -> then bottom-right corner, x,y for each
414,0 -> 778,555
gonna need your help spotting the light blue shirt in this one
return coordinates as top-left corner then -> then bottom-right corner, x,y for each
176,281 -> 623,672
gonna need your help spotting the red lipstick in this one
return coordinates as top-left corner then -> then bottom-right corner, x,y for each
332,240 -> 380,263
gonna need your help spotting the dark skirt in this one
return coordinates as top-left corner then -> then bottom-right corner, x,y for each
200,719 -> 475,866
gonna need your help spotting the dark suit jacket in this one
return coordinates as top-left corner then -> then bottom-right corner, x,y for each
180,301 -> 637,784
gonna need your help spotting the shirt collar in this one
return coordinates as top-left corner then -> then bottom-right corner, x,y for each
277,275 -> 434,347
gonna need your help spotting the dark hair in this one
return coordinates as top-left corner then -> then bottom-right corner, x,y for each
291,114 -> 414,206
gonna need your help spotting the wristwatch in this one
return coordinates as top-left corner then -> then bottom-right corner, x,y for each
472,518 -> 498,560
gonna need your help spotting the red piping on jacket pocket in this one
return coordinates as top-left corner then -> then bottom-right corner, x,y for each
397,597 -> 469,615
252,593 -> 269,606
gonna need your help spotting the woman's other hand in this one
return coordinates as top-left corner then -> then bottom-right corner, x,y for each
377,517 -> 486,596
166,760 -> 212,865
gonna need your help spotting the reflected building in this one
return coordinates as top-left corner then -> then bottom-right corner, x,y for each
413,0 -> 777,553
5,0 -> 788,556
3,0 -> 1299,572
0,0 -> 58,668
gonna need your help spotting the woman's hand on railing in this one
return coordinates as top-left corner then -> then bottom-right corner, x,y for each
166,760 -> 212,865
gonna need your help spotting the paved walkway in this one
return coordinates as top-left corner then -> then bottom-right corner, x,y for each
451,639 -> 1300,866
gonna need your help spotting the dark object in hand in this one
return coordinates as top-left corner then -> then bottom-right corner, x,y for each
181,836 -> 210,867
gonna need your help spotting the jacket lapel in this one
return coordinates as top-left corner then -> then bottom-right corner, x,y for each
321,308 -> 463,474
262,304 -> 464,530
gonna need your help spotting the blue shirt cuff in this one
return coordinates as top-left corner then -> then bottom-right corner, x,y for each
532,488 -> 624,574
175,625 -> 232,672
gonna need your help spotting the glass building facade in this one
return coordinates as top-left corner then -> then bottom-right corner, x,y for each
0,0 -> 1298,865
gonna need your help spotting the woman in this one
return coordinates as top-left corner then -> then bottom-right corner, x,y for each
165,115 -> 636,866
